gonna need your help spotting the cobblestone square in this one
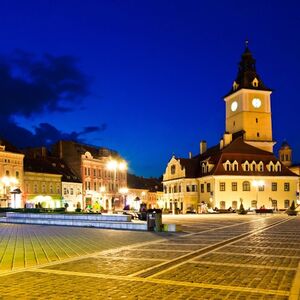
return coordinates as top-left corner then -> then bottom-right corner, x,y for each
0,214 -> 299,299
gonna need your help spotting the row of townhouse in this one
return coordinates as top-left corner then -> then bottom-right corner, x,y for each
0,139 -> 163,211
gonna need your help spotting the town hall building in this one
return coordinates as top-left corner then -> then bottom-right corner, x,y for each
162,45 -> 298,213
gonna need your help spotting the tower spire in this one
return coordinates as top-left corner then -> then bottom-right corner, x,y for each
225,44 -> 271,96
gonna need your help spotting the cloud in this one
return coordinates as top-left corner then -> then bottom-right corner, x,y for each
0,120 -> 107,149
0,50 -> 89,117
0,50 -> 105,148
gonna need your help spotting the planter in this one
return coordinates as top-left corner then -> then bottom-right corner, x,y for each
286,210 -> 298,216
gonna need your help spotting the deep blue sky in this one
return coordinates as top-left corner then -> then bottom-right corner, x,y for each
0,0 -> 300,177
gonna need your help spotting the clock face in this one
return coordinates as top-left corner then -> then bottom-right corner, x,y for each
252,98 -> 261,108
231,101 -> 238,112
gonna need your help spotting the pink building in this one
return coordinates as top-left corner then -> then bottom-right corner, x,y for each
52,141 -> 127,210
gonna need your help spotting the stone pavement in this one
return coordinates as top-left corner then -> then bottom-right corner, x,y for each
0,214 -> 299,299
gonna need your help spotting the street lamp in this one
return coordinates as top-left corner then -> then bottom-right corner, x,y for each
106,159 -> 127,210
252,180 -> 264,208
1,176 -> 19,208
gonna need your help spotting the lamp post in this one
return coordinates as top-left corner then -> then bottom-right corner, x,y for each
252,180 -> 264,208
106,159 -> 127,210
1,176 -> 19,208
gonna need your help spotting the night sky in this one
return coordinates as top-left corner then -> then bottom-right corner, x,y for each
0,1 -> 300,177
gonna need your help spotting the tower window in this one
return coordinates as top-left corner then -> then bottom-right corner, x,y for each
256,118 -> 258,123
252,78 -> 259,87
233,121 -> 235,126
257,132 -> 260,137
285,155 -> 289,161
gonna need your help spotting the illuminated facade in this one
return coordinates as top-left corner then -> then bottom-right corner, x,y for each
0,140 -> 24,208
23,171 -> 62,208
163,45 -> 298,213
52,141 -> 127,210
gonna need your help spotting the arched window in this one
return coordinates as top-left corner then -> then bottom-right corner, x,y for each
251,200 -> 257,208
242,181 -> 251,191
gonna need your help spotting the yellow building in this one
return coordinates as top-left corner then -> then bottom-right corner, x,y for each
23,157 -> 62,208
0,139 -> 24,208
163,45 -> 298,213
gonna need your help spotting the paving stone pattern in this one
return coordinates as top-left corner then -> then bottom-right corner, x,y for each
0,214 -> 299,299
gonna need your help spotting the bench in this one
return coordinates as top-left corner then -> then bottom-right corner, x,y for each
255,209 -> 273,214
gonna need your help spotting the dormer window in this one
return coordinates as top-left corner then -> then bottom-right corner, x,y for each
275,162 -> 282,172
258,161 -> 264,172
267,161 -> 275,172
223,160 -> 231,171
250,161 -> 256,171
202,162 -> 210,173
252,77 -> 259,87
232,160 -> 238,171
242,161 -> 250,171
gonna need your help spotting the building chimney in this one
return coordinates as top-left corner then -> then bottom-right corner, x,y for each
223,132 -> 232,147
189,152 -> 192,159
220,139 -> 224,150
59,141 -> 63,159
200,140 -> 207,155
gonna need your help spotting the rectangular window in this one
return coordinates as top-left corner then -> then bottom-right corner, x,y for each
93,169 -> 96,177
284,200 -> 290,208
192,185 -> 197,192
200,184 -> 204,193
174,186 -> 177,193
70,188 -> 74,195
284,183 -> 290,191
219,182 -> 225,191
207,183 -> 211,193
94,182 -> 97,191
258,185 -> 264,191
272,182 -> 277,191
232,182 -> 237,191
179,185 -> 181,193
186,185 -> 190,192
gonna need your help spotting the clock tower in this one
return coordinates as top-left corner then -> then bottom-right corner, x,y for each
224,43 -> 275,153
